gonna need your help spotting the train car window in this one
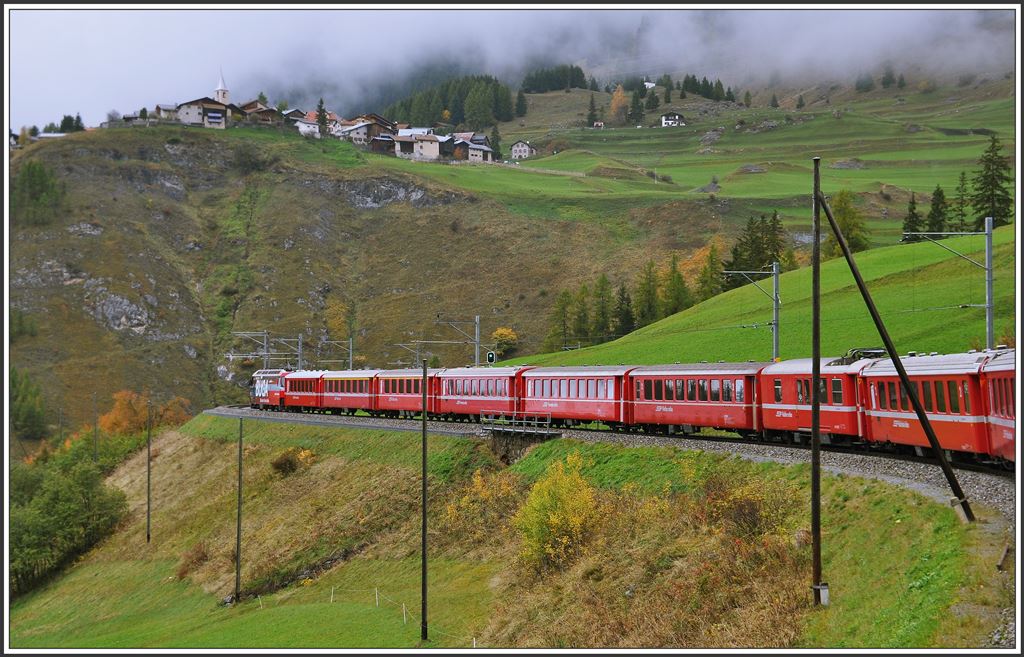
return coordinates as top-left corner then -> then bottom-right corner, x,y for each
1010,379 -> 1015,415
456,379 -> 463,396
558,379 -> 566,397
654,380 -> 664,400
416,379 -> 422,395
569,379 -> 578,399
773,379 -> 782,403
527,380 -> 534,397
665,379 -> 674,401
544,379 -> 552,398
961,381 -> 970,414
922,381 -> 933,412
688,380 -> 698,401
643,380 -> 653,400
598,379 -> 606,399
675,380 -> 684,400
710,379 -> 721,402
831,379 -> 843,405
587,379 -> 596,399
934,382 -> 946,413
947,381 -> 960,413
698,379 -> 708,402
735,379 -> 745,403
796,380 -> 804,404
898,382 -> 908,410
723,379 -> 733,402
608,379 -> 616,399
818,379 -> 827,404
886,382 -> 897,409
636,381 -> 643,400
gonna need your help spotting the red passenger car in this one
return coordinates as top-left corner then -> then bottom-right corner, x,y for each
283,370 -> 325,411
321,370 -> 381,415
249,369 -> 290,410
860,352 -> 990,456
980,349 -> 1015,463
631,363 -> 770,435
435,366 -> 534,420
521,366 -> 635,427
759,357 -> 871,442
375,368 -> 440,418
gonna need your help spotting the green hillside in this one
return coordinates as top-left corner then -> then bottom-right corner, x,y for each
9,416 -> 1011,648
505,227 -> 1016,367
7,75 -> 1016,433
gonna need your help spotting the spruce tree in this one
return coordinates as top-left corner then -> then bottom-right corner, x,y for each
257,91 -> 269,105
612,284 -> 635,337
743,90 -> 752,107
796,95 -> 805,109
73,113 -> 85,130
952,171 -> 970,232
725,87 -> 735,102
633,260 -> 660,327
901,192 -> 923,241
926,184 -> 947,234
644,92 -> 660,111
315,97 -> 329,138
628,90 -> 645,124
897,74 -> 906,89
712,79 -> 725,101
515,90 -> 527,117
770,94 -> 779,108
969,134 -> 1014,228
664,86 -> 671,104
586,93 -> 598,126
490,125 -> 502,159
589,77 -> 599,91
881,64 -> 896,88
591,274 -> 612,343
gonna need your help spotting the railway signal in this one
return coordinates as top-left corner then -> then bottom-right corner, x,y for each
486,351 -> 496,364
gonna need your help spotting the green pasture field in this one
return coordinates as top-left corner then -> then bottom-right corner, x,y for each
504,226 -> 1016,367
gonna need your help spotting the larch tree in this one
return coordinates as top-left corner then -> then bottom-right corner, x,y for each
824,189 -> 871,257
609,85 -> 629,125
586,93 -> 598,126
696,244 -> 724,302
951,171 -> 970,232
612,284 -> 635,338
660,254 -> 693,316
633,260 -> 660,327
590,274 -> 612,343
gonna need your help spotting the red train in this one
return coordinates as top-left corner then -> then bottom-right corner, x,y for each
249,347 -> 1016,467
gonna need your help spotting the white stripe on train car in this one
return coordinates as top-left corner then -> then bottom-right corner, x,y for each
985,416 -> 1016,429
865,410 -> 984,424
762,403 -> 858,413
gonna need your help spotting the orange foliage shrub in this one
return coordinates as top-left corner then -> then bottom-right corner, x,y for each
99,391 -> 193,435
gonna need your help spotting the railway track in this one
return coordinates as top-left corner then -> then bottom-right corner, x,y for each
211,404 -> 1014,479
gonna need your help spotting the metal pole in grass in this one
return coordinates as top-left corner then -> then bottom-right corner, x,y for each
235,417 -> 243,602
93,392 -> 99,462
420,358 -> 428,642
811,157 -> 825,606
146,399 -> 152,543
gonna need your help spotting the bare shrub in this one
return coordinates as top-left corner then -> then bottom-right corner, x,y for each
176,541 -> 209,579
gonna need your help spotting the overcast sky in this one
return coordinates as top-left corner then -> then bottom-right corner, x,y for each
6,6 -> 1018,130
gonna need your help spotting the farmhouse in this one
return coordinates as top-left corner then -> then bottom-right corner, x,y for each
337,121 -> 371,145
394,133 -> 453,160
293,118 -> 321,137
661,111 -> 686,127
369,134 -> 395,155
466,141 -> 493,162
509,140 -> 536,159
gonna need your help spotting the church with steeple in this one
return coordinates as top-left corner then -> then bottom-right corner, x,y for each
176,70 -> 241,129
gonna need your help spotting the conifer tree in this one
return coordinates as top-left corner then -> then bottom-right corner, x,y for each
664,85 -> 671,104
881,64 -> 896,88
542,291 -> 574,352
660,254 -> 692,316
901,192 -> 922,241
586,93 -> 598,126
629,90 -> 645,124
897,74 -> 906,89
951,171 -> 970,232
612,284 -> 635,337
926,184 -> 947,234
591,274 -> 612,343
490,125 -> 502,159
969,134 -> 1014,228
633,260 -> 660,327
644,92 -> 660,111
770,94 -> 779,108
696,244 -> 723,301
589,77 -> 599,91
743,90 -> 752,107
796,95 -> 805,109
10,367 -> 46,441
73,113 -> 85,130
515,89 -> 527,117
315,97 -> 329,138
570,285 -> 590,346
824,190 -> 871,256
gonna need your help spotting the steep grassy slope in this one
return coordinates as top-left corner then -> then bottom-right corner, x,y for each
504,227 -> 1016,366
9,417 -> 1011,648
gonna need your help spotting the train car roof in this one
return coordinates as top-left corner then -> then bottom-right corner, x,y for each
981,349 -> 1016,373
321,369 -> 384,378
439,366 -> 534,377
631,362 -> 772,376
860,351 -> 990,377
523,365 -> 636,377
283,369 -> 330,378
761,358 -> 875,376
377,368 -> 443,377
252,369 -> 289,376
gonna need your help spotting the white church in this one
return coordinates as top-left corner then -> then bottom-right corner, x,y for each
176,72 -> 241,129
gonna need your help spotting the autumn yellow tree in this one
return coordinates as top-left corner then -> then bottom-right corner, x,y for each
609,84 -> 629,125
491,327 -> 519,358
99,390 -> 192,434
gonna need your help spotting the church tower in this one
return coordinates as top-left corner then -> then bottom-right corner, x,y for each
214,70 -> 229,105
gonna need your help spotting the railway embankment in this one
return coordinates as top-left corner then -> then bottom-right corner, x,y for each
9,412 -> 1013,648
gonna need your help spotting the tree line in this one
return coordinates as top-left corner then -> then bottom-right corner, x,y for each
383,75 -> 517,132
901,134 -> 1014,238
521,64 -> 588,93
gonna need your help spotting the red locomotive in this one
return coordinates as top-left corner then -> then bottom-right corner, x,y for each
249,348 -> 1016,467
